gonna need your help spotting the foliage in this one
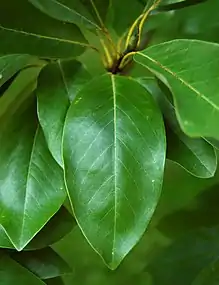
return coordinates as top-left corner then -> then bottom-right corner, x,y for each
0,0 -> 219,283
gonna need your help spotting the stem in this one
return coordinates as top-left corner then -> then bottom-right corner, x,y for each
137,0 -> 162,48
119,51 -> 136,70
90,0 -> 118,57
100,38 -> 113,68
125,14 -> 143,50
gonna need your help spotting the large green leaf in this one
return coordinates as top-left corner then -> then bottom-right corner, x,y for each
0,54 -> 41,89
135,40 -> 219,139
0,207 -> 76,250
0,85 -> 66,250
0,0 -> 87,58
37,60 -> 90,166
11,247 -> 71,279
0,254 -> 45,285
139,78 -> 217,178
28,0 -> 110,30
63,74 -> 166,269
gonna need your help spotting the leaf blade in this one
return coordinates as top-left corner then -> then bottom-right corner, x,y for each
0,0 -> 87,58
135,40 -> 219,139
63,74 -> 166,269
37,60 -> 90,166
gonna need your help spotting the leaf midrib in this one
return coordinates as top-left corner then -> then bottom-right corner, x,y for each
110,74 -> 117,264
19,127 -> 39,249
138,52 -> 219,112
0,25 -> 87,47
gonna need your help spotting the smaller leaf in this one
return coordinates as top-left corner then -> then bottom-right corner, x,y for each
0,54 -> 40,89
157,0 -> 207,11
0,66 -> 43,117
0,254 -> 45,285
37,60 -> 90,166
135,40 -> 219,140
139,78 -> 217,178
11,247 -> 71,279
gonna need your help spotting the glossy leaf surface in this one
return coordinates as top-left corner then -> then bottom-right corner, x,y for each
0,254 -> 45,285
135,40 -> 219,139
37,60 -> 90,166
0,89 -> 66,249
12,247 -> 71,279
140,78 -> 217,178
0,0 -> 87,58
63,74 -> 166,269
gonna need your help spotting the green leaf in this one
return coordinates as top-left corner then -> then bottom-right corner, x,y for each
0,54 -> 41,89
0,0 -> 87,58
11,247 -> 71,279
0,207 -> 76,250
28,0 -> 110,30
148,226 -> 219,285
0,254 -> 45,285
139,78 -> 217,178
63,74 -> 166,269
0,66 -> 43,117
135,40 -> 219,139
157,0 -> 207,11
37,60 -> 90,166
0,94 -> 66,250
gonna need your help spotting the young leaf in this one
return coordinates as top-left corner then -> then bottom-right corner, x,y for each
28,0 -> 110,30
139,78 -> 217,178
0,96 -> 66,250
0,254 -> 45,285
11,247 -> 71,279
37,60 -> 90,167
135,40 -> 219,139
63,74 -> 166,269
0,0 -> 87,58
0,207 -> 76,250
